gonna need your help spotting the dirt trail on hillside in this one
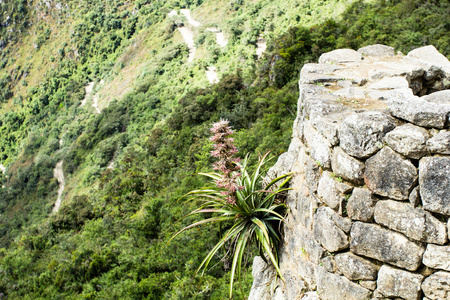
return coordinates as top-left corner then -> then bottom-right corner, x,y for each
80,82 -> 94,107
256,37 -> 266,59
206,28 -> 228,47
52,161 -> 65,213
178,26 -> 196,62
206,66 -> 219,84
180,9 -> 201,27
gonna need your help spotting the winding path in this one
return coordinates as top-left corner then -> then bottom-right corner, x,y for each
256,36 -> 267,59
52,160 -> 65,213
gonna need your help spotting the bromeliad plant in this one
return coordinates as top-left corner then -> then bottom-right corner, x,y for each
170,120 -> 291,298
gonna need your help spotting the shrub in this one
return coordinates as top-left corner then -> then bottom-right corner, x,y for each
170,120 -> 291,298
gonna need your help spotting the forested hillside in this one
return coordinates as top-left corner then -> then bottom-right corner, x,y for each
0,0 -> 448,298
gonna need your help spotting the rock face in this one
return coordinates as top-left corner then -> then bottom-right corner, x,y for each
419,156 -> 450,215
339,111 -> 396,159
248,45 -> 450,300
376,265 -> 423,300
350,222 -> 425,271
364,146 -> 418,200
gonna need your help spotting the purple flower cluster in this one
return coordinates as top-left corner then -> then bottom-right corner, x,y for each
210,120 -> 243,205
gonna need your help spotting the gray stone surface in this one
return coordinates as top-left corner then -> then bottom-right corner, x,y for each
419,156 -> 450,215
319,49 -> 363,65
297,256 -> 317,290
358,44 -> 395,57
388,96 -> 448,129
347,188 -> 377,222
339,111 -> 396,158
248,256 -> 275,300
335,252 -> 378,281
370,76 -> 409,90
313,207 -> 349,252
409,186 -> 421,207
408,45 -> 450,77
422,244 -> 450,271
359,280 -> 377,291
422,90 -> 450,105
293,228 -> 325,264
317,171 -> 345,210
295,191 -> 318,230
316,266 -> 372,300
421,271 -> 450,300
333,87 -> 366,99
304,121 -> 332,169
427,130 -> 450,154
374,200 -> 447,244
376,265 -> 424,300
384,123 -> 430,159
331,147 -> 365,183
364,147 -> 418,200
301,291 -> 320,300
350,222 -> 425,271
312,116 -> 340,146
320,256 -> 336,273
305,155 -> 321,193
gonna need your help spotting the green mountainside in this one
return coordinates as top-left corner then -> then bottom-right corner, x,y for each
0,0 -> 448,298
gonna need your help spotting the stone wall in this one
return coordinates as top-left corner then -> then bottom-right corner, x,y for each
249,45 -> 450,300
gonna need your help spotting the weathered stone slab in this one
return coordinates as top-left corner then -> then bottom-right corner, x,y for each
311,116 -> 341,146
347,188 -> 377,222
364,147 -> 418,200
384,123 -> 429,159
388,96 -> 448,128
376,265 -> 424,300
317,171 -> 345,210
297,256 -> 317,290
316,266 -> 372,300
419,156 -> 450,215
421,271 -> 450,300
333,87 -> 366,99
304,121 -> 332,169
359,280 -> 377,291
320,256 -> 336,273
313,207 -> 349,252
427,130 -> 450,154
358,44 -> 395,57
408,45 -> 450,77
422,244 -> 450,271
295,191 -> 318,230
350,222 -> 425,271
319,49 -> 363,65
374,200 -> 447,244
248,256 -> 275,300
331,147 -> 365,184
335,252 -> 378,281
422,90 -> 450,105
301,291 -> 320,300
339,111 -> 396,158
304,98 -> 350,120
292,227 -> 325,264
370,76 -> 409,90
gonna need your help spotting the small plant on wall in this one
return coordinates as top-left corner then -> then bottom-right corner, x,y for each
169,120 -> 291,298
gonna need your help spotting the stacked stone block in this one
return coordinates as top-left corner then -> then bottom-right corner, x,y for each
249,45 -> 450,300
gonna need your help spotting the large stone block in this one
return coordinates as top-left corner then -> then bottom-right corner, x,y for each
313,207 -> 349,252
358,44 -> 395,57
388,96 -> 448,128
370,76 -> 409,90
319,49 -> 363,65
421,271 -> 450,300
427,130 -> 450,155
376,265 -> 423,300
364,147 -> 418,200
304,121 -> 332,169
350,222 -> 425,271
347,188 -> 378,222
317,171 -> 345,210
291,226 -> 325,264
312,116 -> 340,146
374,200 -> 447,244
248,256 -> 275,300
335,252 -> 378,281
419,156 -> 450,215
339,111 -> 396,159
384,123 -> 429,159
407,45 -> 450,77
422,244 -> 450,271
331,147 -> 365,184
295,191 -> 318,230
316,266 -> 372,300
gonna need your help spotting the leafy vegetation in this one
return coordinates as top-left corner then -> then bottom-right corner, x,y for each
0,0 -> 448,298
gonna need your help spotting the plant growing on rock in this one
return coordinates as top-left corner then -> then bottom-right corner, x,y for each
170,120 -> 291,298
